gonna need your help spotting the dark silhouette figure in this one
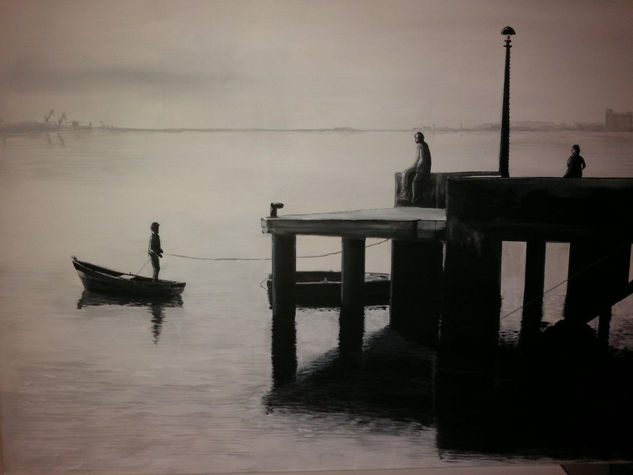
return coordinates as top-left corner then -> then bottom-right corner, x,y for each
400,131 -> 432,204
563,144 -> 586,178
148,221 -> 163,282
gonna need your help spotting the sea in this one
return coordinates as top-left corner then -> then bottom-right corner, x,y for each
1,128 -> 632,472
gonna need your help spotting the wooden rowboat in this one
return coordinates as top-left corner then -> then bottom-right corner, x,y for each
71,256 -> 185,297
267,271 -> 390,308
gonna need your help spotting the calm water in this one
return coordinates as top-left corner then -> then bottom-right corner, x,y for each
1,129 -> 632,472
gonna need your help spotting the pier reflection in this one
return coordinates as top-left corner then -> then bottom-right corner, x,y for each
271,305 -> 370,387
77,290 -> 183,344
267,328 -> 435,424
268,323 -> 633,460
271,317 -> 297,387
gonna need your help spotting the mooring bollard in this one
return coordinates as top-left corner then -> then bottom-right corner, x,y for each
270,202 -> 284,218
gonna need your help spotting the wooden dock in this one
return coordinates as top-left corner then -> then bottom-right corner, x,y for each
262,176 -> 633,382
261,207 -> 446,240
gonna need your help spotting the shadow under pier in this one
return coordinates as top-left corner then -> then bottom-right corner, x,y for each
267,323 -> 633,459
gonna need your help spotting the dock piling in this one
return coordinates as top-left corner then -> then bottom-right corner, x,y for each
565,240 -> 631,324
390,240 -> 443,346
271,233 -> 297,384
520,239 -> 546,349
339,237 -> 366,352
442,224 -> 502,364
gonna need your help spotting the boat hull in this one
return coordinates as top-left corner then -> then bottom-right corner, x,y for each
72,256 -> 185,297
267,271 -> 390,308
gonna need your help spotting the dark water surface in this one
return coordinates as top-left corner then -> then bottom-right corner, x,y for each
1,130 -> 632,472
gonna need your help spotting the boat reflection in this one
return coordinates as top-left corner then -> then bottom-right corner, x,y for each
77,290 -> 183,344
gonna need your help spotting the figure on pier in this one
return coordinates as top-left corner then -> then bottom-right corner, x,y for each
563,144 -> 586,178
400,131 -> 432,204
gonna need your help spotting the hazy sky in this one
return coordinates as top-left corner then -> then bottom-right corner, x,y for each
1,0 -> 631,129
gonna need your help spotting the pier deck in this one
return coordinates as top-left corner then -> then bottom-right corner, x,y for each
261,207 -> 446,240
263,177 -> 633,383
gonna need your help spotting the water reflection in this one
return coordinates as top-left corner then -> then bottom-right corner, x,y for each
266,328 -> 435,425
268,323 -> 633,460
271,305 -> 369,387
77,290 -> 183,344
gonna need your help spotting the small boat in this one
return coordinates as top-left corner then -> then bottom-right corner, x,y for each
71,256 -> 185,297
267,271 -> 390,308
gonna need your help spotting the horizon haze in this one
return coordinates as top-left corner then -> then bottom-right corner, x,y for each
1,0 -> 632,130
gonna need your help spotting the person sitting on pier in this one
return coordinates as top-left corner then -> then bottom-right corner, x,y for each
563,144 -> 586,178
400,131 -> 432,204
148,221 -> 164,282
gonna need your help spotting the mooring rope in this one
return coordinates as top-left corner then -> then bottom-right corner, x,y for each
158,239 -> 630,321
500,242 -> 631,321
134,258 -> 151,276
164,238 -> 390,262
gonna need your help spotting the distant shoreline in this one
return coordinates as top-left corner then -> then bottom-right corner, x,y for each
2,124 -> 625,135
60,124 -> 619,134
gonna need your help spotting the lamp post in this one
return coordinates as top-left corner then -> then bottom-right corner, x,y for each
499,26 -> 515,178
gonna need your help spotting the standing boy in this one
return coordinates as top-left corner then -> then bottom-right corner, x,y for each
149,222 -> 163,282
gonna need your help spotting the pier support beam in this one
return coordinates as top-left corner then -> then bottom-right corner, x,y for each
442,225 -> 502,365
565,240 -> 631,325
598,307 -> 612,352
390,240 -> 443,346
271,233 -> 297,385
339,237 -> 365,352
520,240 -> 546,349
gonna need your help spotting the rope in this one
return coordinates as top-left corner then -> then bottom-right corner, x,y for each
164,240 -> 629,320
165,253 -> 269,261
500,242 -> 631,320
164,238 -> 390,262
134,258 -> 151,275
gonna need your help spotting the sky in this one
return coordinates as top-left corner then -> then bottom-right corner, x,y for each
0,0 -> 631,129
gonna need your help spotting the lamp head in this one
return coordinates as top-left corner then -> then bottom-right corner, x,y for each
501,26 -> 516,36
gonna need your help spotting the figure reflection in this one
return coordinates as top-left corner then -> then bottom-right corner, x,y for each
77,290 -> 183,344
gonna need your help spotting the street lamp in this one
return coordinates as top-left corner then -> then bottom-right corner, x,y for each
499,26 -> 516,178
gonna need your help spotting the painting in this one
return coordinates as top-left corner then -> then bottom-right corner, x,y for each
1,1 -> 633,473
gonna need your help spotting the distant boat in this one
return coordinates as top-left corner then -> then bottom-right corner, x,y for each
71,256 -> 185,297
266,271 -> 390,307
72,120 -> 92,130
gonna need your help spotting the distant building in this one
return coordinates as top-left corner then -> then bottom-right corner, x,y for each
605,109 -> 633,131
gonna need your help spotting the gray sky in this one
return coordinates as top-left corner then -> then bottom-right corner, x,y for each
1,0 -> 631,129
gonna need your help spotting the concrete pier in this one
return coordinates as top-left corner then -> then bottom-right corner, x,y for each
263,207 -> 446,377
263,177 -> 633,379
